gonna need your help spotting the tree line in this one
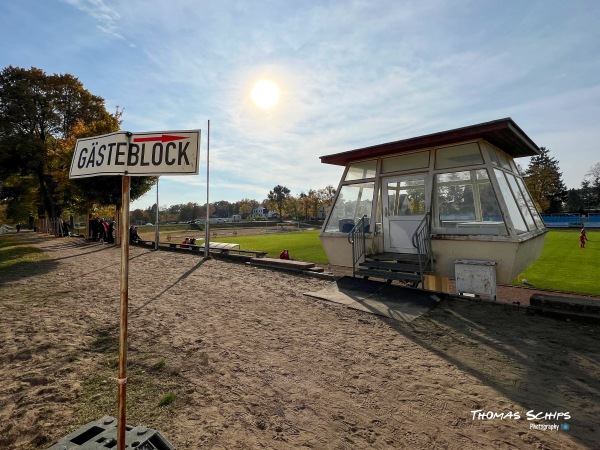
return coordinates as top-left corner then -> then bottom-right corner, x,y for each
1,66 -> 598,225
523,147 -> 600,214
130,185 -> 336,224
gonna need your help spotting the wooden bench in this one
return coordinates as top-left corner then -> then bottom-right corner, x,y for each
149,240 -> 267,260
200,242 -> 241,252
159,240 -> 241,254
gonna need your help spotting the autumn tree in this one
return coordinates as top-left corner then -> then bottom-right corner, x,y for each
0,66 -> 113,218
0,66 -> 155,221
0,175 -> 38,223
304,189 -> 320,218
212,200 -> 233,218
298,192 -> 310,220
318,185 -> 336,216
178,202 -> 203,222
48,99 -> 155,214
237,198 -> 257,218
523,147 -> 567,213
130,208 -> 149,224
286,195 -> 301,220
267,185 -> 290,220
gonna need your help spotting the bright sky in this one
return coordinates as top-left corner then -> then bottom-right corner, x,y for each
2,0 -> 599,210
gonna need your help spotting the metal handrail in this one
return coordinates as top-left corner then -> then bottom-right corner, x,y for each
348,215 -> 368,277
411,212 -> 433,285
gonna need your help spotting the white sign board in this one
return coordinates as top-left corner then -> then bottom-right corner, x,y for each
69,129 -> 200,178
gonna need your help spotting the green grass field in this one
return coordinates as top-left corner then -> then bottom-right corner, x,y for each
213,228 -> 600,296
512,229 -> 600,296
0,234 -> 46,271
2,228 -> 598,296
206,229 -> 329,264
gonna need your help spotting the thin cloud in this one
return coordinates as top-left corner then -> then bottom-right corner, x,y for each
62,0 -> 124,39
3,0 -> 596,209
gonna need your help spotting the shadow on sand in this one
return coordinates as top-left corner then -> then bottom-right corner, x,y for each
382,295 -> 599,448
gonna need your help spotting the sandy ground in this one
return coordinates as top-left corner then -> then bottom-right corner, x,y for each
1,232 -> 599,449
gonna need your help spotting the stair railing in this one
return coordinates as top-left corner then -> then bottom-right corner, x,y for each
347,215 -> 368,277
411,212 -> 433,285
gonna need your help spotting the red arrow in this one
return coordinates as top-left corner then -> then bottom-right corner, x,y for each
133,134 -> 188,143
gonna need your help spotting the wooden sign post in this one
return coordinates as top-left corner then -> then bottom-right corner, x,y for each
70,129 -> 200,450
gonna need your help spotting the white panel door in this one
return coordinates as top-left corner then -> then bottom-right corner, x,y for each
383,174 -> 427,253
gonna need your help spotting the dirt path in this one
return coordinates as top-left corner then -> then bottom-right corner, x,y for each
1,232 -> 598,449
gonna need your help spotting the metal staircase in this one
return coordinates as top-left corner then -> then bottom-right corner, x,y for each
349,213 -> 433,287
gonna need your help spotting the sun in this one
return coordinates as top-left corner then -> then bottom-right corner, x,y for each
251,79 -> 281,109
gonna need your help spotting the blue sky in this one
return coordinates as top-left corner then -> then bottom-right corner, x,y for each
2,0 -> 599,210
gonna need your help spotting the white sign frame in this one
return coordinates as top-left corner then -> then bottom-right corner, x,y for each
69,129 -> 200,178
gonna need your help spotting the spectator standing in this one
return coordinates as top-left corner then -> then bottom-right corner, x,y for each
100,219 -> 108,242
580,226 -> 589,248
107,221 -> 115,244
94,217 -> 103,241
90,218 -> 98,241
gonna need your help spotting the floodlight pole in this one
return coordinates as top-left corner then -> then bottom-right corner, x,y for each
118,173 -> 131,450
204,119 -> 210,258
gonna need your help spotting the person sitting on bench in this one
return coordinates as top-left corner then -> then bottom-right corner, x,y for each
129,226 -> 141,243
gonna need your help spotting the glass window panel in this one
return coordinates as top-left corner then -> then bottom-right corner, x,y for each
399,178 -> 425,187
382,151 -> 430,173
437,183 -> 476,221
344,160 -> 377,181
487,146 -> 501,166
386,179 -> 425,216
479,180 -> 504,222
507,173 -> 536,230
437,171 -> 471,183
494,169 -> 528,234
434,170 -> 507,235
435,142 -> 484,169
324,182 -> 374,233
495,150 -> 513,170
476,169 -> 489,180
516,177 -> 545,229
374,184 -> 383,235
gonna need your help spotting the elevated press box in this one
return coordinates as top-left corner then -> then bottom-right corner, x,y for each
319,118 -> 547,284
46,416 -> 174,450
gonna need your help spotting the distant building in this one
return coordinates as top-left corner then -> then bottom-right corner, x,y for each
251,207 -> 279,219
317,206 -> 327,220
251,207 -> 268,217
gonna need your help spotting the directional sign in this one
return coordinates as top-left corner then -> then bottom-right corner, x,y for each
69,129 -> 200,178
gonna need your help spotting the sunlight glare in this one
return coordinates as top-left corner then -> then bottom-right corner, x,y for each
251,79 -> 281,109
